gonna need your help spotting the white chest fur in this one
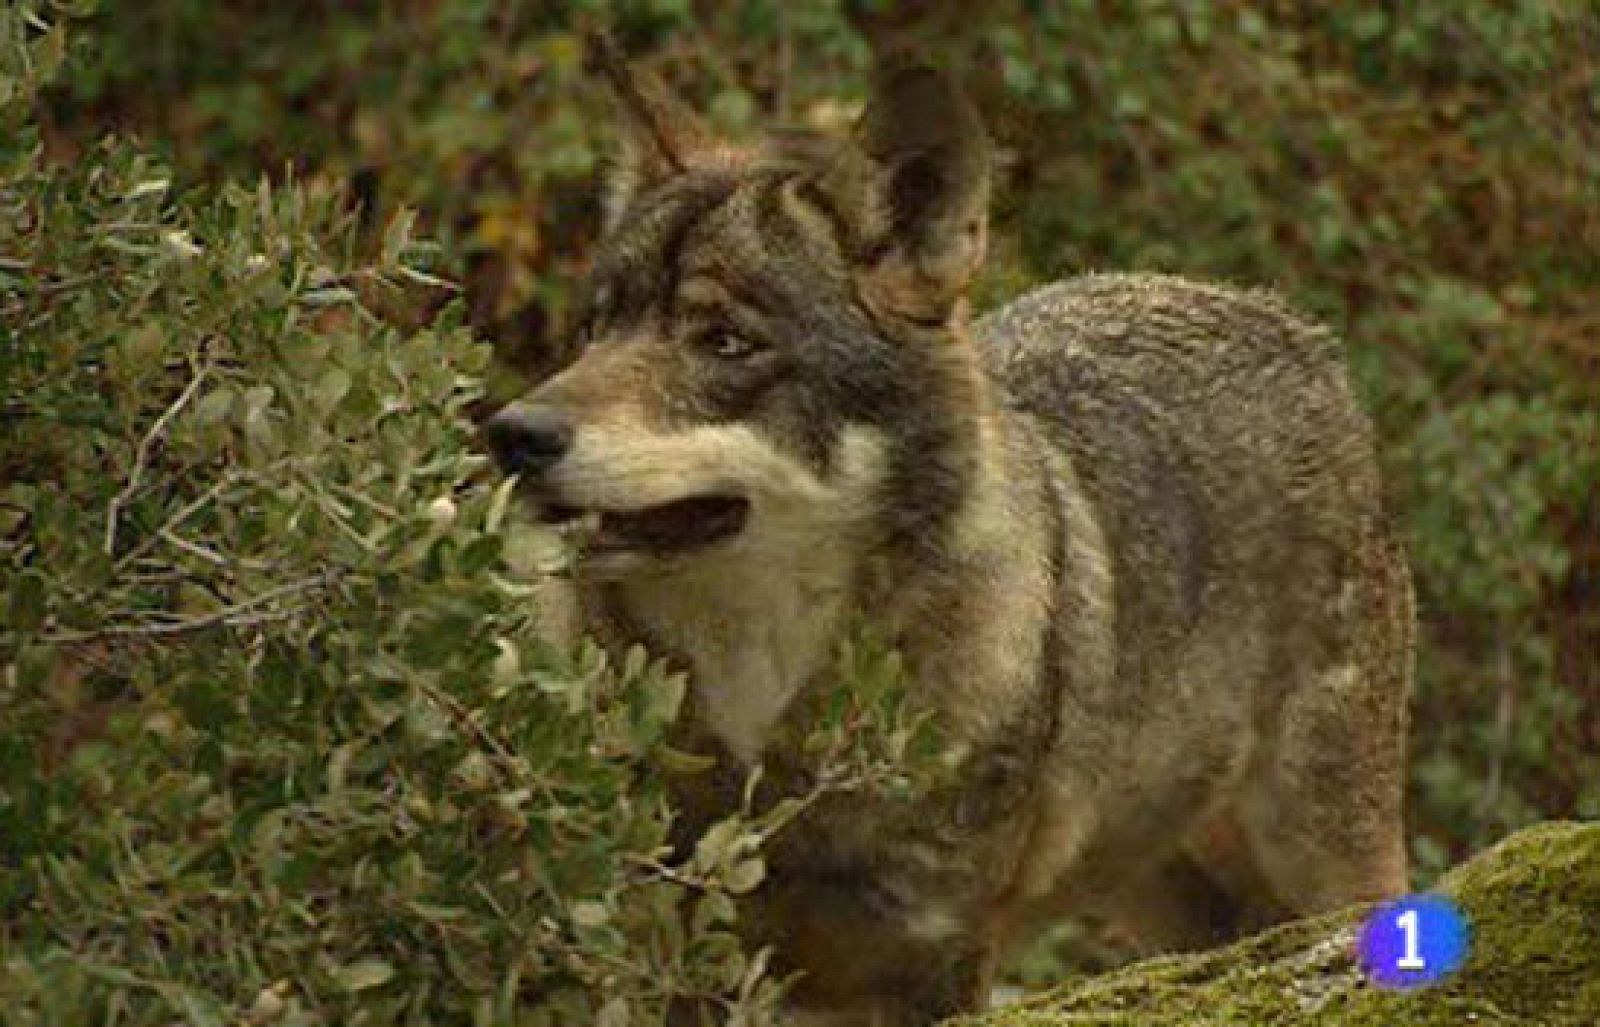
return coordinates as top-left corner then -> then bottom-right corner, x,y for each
596,425 -> 890,764
618,535 -> 856,764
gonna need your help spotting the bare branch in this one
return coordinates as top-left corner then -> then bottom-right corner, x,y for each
157,528 -> 229,566
103,351 -> 210,556
44,572 -> 332,644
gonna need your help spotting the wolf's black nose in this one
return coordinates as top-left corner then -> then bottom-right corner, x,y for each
482,404 -> 574,476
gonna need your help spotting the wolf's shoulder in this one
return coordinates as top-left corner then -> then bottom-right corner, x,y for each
978,269 -> 1378,510
975,271 -> 1343,379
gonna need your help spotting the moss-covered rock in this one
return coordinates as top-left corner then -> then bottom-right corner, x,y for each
962,822 -> 1600,1025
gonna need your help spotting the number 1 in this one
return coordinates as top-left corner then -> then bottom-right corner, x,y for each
1396,909 -> 1426,970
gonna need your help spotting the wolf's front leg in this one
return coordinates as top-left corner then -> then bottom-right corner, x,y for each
753,861 -> 999,1026
780,943 -> 995,1027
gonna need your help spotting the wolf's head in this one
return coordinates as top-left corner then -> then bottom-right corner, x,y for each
485,38 -> 993,578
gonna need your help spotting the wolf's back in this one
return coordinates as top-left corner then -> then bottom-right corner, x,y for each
980,271 -> 1382,536
978,271 -> 1400,692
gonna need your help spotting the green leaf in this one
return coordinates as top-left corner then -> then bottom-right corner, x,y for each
314,367 -> 351,412
7,569 -> 48,632
654,745 -> 716,775
334,957 -> 396,992
595,996 -> 630,1027
724,857 -> 765,896
382,207 -> 418,267
193,387 -> 234,427
483,474 -> 516,533
570,900 -> 609,928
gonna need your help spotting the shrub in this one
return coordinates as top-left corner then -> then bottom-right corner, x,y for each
2,11 -> 789,1022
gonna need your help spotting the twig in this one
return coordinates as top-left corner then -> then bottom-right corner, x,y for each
625,854 -> 712,892
157,528 -> 229,566
301,485 -> 380,552
44,572 -> 331,644
773,4 -> 792,121
103,353 -> 210,556
328,480 -> 404,521
113,477 -> 230,572
416,678 -> 516,766
1472,638 -> 1517,841
113,458 -> 296,573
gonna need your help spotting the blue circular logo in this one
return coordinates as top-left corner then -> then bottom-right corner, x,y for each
1357,893 -> 1471,989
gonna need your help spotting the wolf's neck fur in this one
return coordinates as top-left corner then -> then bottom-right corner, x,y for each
586,336 -> 1055,767
602,524 -> 865,765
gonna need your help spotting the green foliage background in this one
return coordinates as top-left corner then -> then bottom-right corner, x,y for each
4,0 -> 1598,1020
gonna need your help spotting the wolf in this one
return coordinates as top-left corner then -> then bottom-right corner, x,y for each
484,42 -> 1413,1026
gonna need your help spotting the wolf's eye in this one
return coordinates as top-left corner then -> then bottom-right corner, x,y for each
695,327 -> 763,360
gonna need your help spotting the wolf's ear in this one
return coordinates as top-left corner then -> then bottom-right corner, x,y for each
585,32 -> 718,228
817,64 -> 990,322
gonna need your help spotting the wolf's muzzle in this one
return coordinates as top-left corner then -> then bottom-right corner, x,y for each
482,403 -> 574,476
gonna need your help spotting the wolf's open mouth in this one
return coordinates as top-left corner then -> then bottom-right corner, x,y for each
542,495 -> 750,554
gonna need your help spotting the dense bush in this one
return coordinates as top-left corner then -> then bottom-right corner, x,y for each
2,10 -> 800,1021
